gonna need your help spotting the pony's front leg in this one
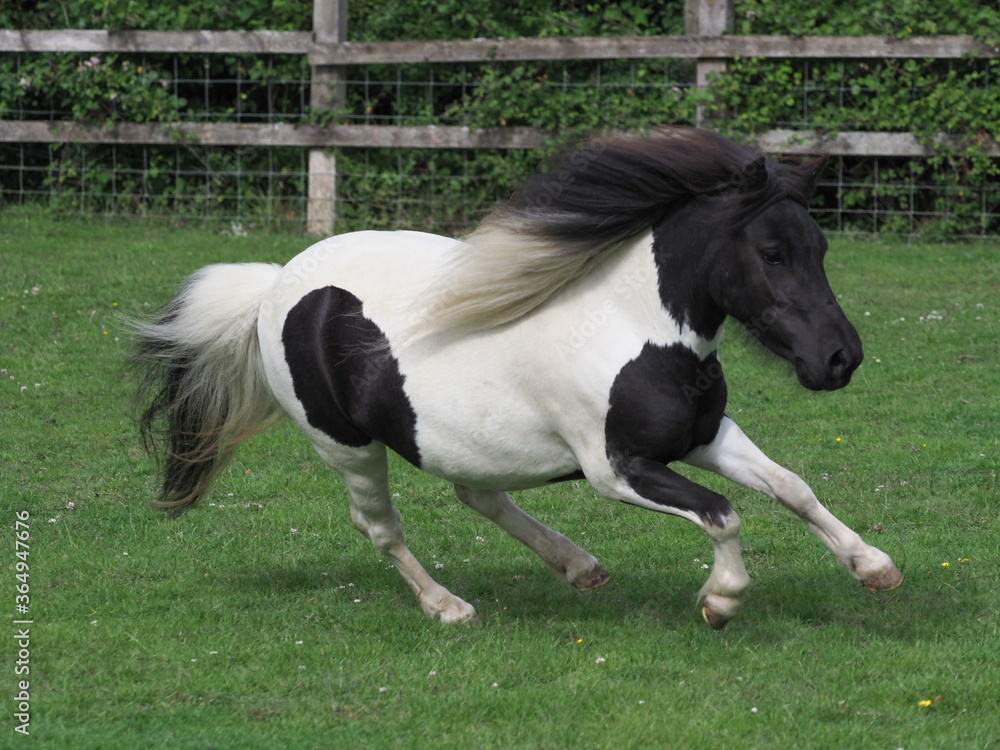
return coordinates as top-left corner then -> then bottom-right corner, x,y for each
684,417 -> 903,592
589,459 -> 751,629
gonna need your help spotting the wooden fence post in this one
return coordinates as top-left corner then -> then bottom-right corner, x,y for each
686,0 -> 733,127
307,0 -> 347,235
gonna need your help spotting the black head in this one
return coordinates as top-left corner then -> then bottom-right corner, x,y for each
702,156 -> 863,391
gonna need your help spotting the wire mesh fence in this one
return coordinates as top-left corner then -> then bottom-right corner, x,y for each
0,140 -> 530,236
2,51 -> 998,239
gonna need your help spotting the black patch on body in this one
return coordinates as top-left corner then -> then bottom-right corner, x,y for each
282,286 -> 421,466
604,343 -> 732,526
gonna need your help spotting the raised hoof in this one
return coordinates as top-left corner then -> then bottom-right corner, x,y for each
863,565 -> 904,592
572,565 -> 611,591
701,605 -> 730,630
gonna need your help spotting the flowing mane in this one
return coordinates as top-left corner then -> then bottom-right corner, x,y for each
411,128 -> 825,337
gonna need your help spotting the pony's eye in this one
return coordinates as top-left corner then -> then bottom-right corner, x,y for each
761,249 -> 783,266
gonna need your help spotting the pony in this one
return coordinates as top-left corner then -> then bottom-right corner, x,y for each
134,128 -> 902,628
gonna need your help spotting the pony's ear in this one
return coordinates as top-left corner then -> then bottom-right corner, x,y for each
795,155 -> 830,199
738,155 -> 768,193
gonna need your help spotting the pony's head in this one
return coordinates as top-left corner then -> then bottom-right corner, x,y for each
695,155 -> 863,391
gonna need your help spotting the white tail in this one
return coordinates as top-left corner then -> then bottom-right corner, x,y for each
133,262 -> 284,513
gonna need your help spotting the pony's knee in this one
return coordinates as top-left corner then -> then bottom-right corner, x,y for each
350,502 -> 404,552
767,470 -> 819,514
702,506 -> 741,541
350,505 -> 372,538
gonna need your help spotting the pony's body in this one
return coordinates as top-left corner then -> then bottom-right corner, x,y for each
259,228 -> 713,492
265,230 -> 579,489
136,129 -> 902,627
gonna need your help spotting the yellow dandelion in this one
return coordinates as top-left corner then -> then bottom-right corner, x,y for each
941,562 -> 949,567
836,437 -> 841,443
919,699 -> 932,707
577,639 -> 583,644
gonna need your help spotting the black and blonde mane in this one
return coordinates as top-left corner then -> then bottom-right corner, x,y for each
414,128 -> 826,336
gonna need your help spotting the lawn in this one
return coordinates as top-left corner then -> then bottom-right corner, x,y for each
1,215 -> 998,748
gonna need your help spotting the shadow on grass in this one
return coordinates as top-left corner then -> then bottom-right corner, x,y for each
216,553 -> 960,641
220,554 -> 701,622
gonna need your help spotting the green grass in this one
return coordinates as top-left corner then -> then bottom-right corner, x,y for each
1,215 -> 998,748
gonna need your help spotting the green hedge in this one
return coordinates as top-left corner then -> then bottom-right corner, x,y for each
2,1 -> 999,237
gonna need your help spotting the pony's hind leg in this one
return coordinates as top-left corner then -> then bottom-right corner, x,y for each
316,438 -> 478,624
454,485 -> 610,591
684,417 -> 903,593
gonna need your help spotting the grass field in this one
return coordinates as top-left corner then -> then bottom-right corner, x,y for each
1,215 -> 998,748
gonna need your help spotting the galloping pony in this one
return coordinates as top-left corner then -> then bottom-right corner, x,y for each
134,128 -> 902,628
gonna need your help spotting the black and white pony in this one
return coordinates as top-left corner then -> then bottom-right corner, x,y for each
135,129 -> 902,628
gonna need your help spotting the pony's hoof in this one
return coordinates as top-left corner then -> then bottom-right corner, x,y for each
572,564 -> 610,591
698,591 -> 742,630
863,565 -> 903,592
701,605 -> 730,630
425,594 -> 479,625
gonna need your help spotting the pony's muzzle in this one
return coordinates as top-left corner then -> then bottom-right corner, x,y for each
796,342 -> 862,391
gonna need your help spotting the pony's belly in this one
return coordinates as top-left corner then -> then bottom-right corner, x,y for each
398,348 -> 590,490
416,435 -> 582,491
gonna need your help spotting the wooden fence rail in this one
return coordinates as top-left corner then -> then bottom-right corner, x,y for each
5,122 -> 999,158
2,30 -> 997,61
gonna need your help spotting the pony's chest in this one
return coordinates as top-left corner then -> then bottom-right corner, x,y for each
604,343 -> 727,464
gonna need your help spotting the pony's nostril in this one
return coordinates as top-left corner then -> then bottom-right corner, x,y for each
828,348 -> 849,376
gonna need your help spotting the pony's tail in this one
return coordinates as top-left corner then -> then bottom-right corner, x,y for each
132,263 -> 285,515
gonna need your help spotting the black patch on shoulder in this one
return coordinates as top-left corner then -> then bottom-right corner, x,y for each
604,343 -> 732,525
606,343 -> 726,464
282,286 -> 421,467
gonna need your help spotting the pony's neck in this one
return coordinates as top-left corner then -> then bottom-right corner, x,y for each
564,229 -> 722,360
649,212 -> 728,349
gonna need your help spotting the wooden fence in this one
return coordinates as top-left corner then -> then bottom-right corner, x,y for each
2,0 -> 999,234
